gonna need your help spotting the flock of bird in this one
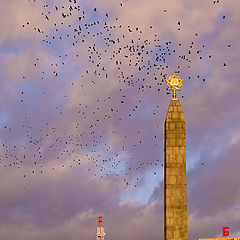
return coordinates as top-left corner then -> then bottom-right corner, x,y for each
1,0 -> 230,190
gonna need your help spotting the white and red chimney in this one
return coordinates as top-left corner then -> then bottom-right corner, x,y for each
96,216 -> 106,240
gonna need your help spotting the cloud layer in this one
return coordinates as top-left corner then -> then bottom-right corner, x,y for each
0,0 -> 239,239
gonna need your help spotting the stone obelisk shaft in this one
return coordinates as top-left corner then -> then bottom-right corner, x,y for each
164,99 -> 188,240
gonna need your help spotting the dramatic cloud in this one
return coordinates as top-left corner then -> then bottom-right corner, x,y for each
0,0 -> 239,239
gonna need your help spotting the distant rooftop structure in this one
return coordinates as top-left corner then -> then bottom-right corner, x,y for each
96,216 -> 106,240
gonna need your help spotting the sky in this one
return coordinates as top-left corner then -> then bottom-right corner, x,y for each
0,0 -> 239,239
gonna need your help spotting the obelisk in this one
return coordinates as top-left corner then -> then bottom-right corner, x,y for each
164,74 -> 188,240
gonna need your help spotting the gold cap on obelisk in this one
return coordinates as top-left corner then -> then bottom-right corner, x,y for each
165,74 -> 183,100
